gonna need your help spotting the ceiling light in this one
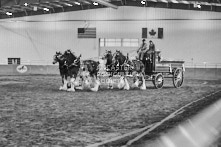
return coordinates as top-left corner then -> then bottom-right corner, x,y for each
66,3 -> 73,6
6,12 -> 13,16
74,2 -> 81,5
93,2 -> 98,6
141,0 -> 146,5
43,8 -> 49,11
24,3 -> 28,6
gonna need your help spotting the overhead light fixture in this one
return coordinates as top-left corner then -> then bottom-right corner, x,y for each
24,3 -> 28,6
43,8 -> 50,11
6,12 -> 13,16
93,2 -> 98,6
141,0 -> 146,5
74,2 -> 81,5
66,3 -> 73,6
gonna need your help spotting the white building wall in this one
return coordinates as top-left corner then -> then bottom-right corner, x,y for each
0,6 -> 221,64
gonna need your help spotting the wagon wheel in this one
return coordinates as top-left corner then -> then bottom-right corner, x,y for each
153,73 -> 164,89
173,68 -> 184,88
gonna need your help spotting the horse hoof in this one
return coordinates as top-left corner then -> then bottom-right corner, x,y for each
67,88 -> 75,92
59,87 -> 67,91
140,87 -> 146,90
90,88 -> 98,92
75,86 -> 83,90
108,87 -> 113,90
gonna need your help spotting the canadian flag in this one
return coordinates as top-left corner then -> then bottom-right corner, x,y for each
148,28 -> 158,39
144,28 -> 163,39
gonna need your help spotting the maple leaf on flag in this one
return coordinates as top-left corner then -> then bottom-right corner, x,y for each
149,29 -> 156,36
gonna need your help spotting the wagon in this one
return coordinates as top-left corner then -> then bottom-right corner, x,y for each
143,51 -> 185,89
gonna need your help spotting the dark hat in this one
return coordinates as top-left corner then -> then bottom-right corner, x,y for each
142,39 -> 146,42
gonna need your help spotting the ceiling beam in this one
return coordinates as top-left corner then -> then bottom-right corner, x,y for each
55,0 -> 74,6
14,5 -> 34,11
29,3 -> 45,10
92,0 -> 118,9
42,2 -> 63,8
39,3 -> 54,9
76,0 -> 92,5
1,6 -> 17,12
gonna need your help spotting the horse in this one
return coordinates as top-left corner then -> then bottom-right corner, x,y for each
80,60 -> 100,92
101,50 -> 118,89
113,50 -> 146,90
52,51 -> 69,90
62,49 -> 82,92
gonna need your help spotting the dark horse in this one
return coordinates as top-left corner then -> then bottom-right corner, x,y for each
63,49 -> 81,92
113,50 -> 146,90
101,50 -> 118,89
53,50 -> 81,91
52,51 -> 69,90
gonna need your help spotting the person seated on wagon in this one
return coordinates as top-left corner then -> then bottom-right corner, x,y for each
147,40 -> 155,53
145,40 -> 156,60
137,39 -> 148,61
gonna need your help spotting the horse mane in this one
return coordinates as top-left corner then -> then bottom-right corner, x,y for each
113,50 -> 127,65
106,52 -> 113,66
63,50 -> 77,65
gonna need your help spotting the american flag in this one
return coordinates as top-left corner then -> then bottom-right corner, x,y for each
78,28 -> 96,38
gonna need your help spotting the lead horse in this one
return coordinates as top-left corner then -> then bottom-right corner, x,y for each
53,50 -> 81,91
53,51 -> 68,90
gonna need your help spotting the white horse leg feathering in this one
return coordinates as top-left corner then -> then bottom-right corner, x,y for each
108,77 -> 114,89
74,76 -> 83,90
59,76 -> 68,90
90,75 -> 100,92
132,76 -> 139,88
67,78 -> 75,92
140,74 -> 146,90
118,76 -> 125,89
123,76 -> 130,90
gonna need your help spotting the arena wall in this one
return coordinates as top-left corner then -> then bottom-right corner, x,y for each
0,6 -> 221,65
0,65 -> 221,80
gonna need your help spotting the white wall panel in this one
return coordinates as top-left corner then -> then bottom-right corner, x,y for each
0,6 -> 221,64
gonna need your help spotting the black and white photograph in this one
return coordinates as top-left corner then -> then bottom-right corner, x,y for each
0,0 -> 221,146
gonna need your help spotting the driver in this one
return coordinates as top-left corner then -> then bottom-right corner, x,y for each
137,39 -> 148,61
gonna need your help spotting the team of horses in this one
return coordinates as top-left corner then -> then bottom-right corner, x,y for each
52,49 -> 148,92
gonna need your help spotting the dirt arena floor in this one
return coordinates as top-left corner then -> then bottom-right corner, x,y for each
0,75 -> 221,147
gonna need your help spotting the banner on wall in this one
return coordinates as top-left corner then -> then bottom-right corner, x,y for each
16,65 -> 28,73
